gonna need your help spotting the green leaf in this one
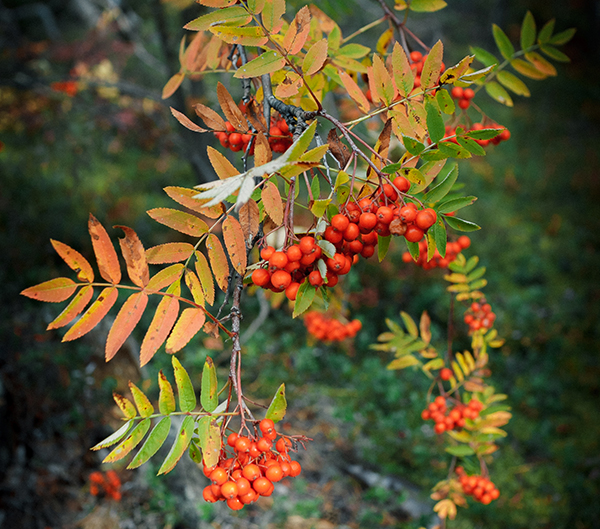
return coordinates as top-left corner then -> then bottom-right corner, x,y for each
469,46 -> 499,68
201,356 -> 218,413
381,162 -> 403,175
197,416 -> 221,467
485,81 -> 514,107
172,356 -> 197,412
129,382 -> 154,418
401,311 -> 418,337
438,141 -> 471,159
457,136 -> 486,156
432,217 -> 447,257
492,24 -> 515,60
91,420 -> 134,451
464,255 -> 479,273
402,136 -> 425,156
392,42 -> 414,99
520,11 -> 536,50
337,43 -> 370,59
334,170 -> 349,190
303,38 -> 328,76
128,417 -> 172,469
435,89 -> 455,115
265,383 -> 287,423
497,71 -> 530,96
311,199 -> 331,218
445,445 -> 475,457
444,215 -> 481,232
424,163 -> 458,203
540,45 -> 570,62
423,358 -> 444,371
537,19 -> 555,43
188,440 -> 203,464
293,280 -> 316,318
479,404 -> 512,417
407,0 -> 447,13
158,371 -> 176,415
310,175 -> 321,199
406,239 -> 420,261
549,28 -> 576,45
387,355 -> 419,370
158,415 -> 195,475
378,235 -> 391,262
234,51 -> 286,79
184,6 -> 251,32
469,278 -> 488,290
511,58 -> 547,80
103,418 -> 151,463
464,128 -> 503,140
437,196 -> 477,214
425,100 -> 445,144
459,64 -> 495,83
287,121 -> 317,162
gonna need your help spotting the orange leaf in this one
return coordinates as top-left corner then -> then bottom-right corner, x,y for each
216,82 -> 247,132
194,103 -> 227,131
140,286 -> 180,367
146,243 -> 194,264
223,216 -> 247,275
169,106 -> 207,133
165,308 -> 206,354
47,285 -> 94,330
392,42 -> 415,99
262,0 -> 285,33
147,208 -> 209,237
371,54 -> 395,106
21,277 -> 77,303
254,132 -> 272,167
115,226 -> 149,288
105,292 -> 149,361
62,287 -> 118,342
207,146 -> 240,180
206,234 -> 229,292
163,187 -> 225,219
339,70 -> 370,114
88,214 -> 121,284
261,181 -> 283,225
162,72 -> 185,100
51,239 -> 94,282
420,40 -> 444,90
147,264 -> 185,291
274,72 -> 303,99
184,269 -> 205,305
283,6 -> 311,55
303,38 -> 328,76
239,199 -> 260,241
195,251 -> 215,305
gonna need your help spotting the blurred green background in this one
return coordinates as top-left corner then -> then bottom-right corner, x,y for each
1,0 -> 598,528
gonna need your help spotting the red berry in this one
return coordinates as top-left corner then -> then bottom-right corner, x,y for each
440,368 -> 452,381
271,270 -> 292,290
359,212 -> 377,231
331,214 -> 350,232
308,270 -> 323,287
393,176 -> 410,193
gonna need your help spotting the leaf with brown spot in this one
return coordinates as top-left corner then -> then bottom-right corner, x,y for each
62,287 -> 119,342
327,129 -> 351,168
206,234 -> 229,292
140,282 -> 180,367
420,40 -> 444,90
283,5 -> 311,54
51,239 -> 94,282
195,251 -> 215,305
392,42 -> 414,99
163,187 -> 224,219
105,292 -> 149,362
203,320 -> 220,339
207,146 -> 240,180
47,285 -> 94,329
113,393 -> 136,418
216,82 -> 246,131
115,226 -> 149,288
146,243 -> 194,264
21,277 -> 78,303
371,54 -> 395,106
222,216 -> 247,275
147,208 -> 208,237
88,214 -> 121,284
184,269 -> 205,306
239,199 -> 260,242
275,72 -> 303,99
254,132 -> 272,167
165,308 -> 206,354
169,106 -> 207,132
261,181 -> 283,226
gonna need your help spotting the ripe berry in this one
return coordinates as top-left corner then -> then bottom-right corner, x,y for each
203,485 -> 219,503
227,433 -> 239,447
399,205 -> 417,223
271,270 -> 292,290
210,468 -> 228,486
451,86 -> 464,99
299,236 -> 316,254
227,497 -> 244,510
269,251 -> 288,269
259,418 -> 275,434
404,225 -> 425,242
331,213 -> 350,232
457,235 -> 471,249
324,225 -> 343,244
415,208 -> 437,230
463,88 -> 475,99
308,270 -> 323,287
376,206 -> 394,225
221,481 -> 239,499
410,51 -> 423,62
392,176 -> 410,193
234,437 -> 251,453
440,368 -> 452,381
253,477 -> 272,495
287,245 -> 302,262
265,464 -> 283,483
359,212 -> 377,231
343,222 -> 360,241
260,246 -> 275,260
289,461 -> 302,477
242,464 -> 261,481
285,281 -> 300,301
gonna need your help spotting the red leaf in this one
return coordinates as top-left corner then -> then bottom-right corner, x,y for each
170,106 -> 207,132
47,285 -> 94,330
105,292 -> 149,361
147,208 -> 209,237
163,187 -> 225,219
21,277 -> 77,303
115,226 -> 149,288
51,240 -> 94,282
62,287 -> 119,342
146,243 -> 194,264
222,216 -> 247,275
206,234 -> 229,292
261,181 -> 283,225
146,264 -> 185,291
88,214 -> 121,284
195,251 -> 215,305
165,308 -> 206,354
140,288 -> 180,366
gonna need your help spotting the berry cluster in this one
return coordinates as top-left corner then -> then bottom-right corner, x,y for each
402,235 -> 471,269
456,467 -> 500,505
450,86 -> 475,110
202,419 -> 302,510
89,470 -> 122,501
464,300 -> 496,332
214,118 -> 293,154
51,80 -> 78,97
421,396 -> 483,434
443,123 -> 510,147
304,311 -> 362,342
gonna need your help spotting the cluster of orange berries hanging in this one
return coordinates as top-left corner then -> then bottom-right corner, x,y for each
304,311 -> 362,342
456,467 -> 500,505
464,300 -> 496,333
450,86 -> 475,110
202,419 -> 302,510
89,470 -> 122,501
214,118 -> 293,154
421,396 -> 483,434
402,235 -> 471,269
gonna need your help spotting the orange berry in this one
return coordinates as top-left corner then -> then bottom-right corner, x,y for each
234,436 -> 251,453
261,246 -> 275,260
227,432 -> 239,447
242,464 -> 261,481
415,208 -> 437,230
451,86 -> 464,99
259,418 -> 275,434
287,245 -> 302,262
271,270 -> 292,290
227,497 -> 244,510
392,176 -> 410,193
358,212 -> 377,230
440,368 -> 452,381
221,481 -> 239,499
285,281 -> 300,301
203,485 -> 218,503
289,460 -> 302,477
265,464 -> 283,483
331,213 -> 350,232
252,477 -> 272,495
343,222 -> 360,241
299,236 -> 316,254
210,468 -> 228,485
309,270 -> 323,286
269,251 -> 288,269
404,225 -> 425,242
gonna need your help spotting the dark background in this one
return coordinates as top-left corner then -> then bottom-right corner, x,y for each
1,0 -> 598,528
